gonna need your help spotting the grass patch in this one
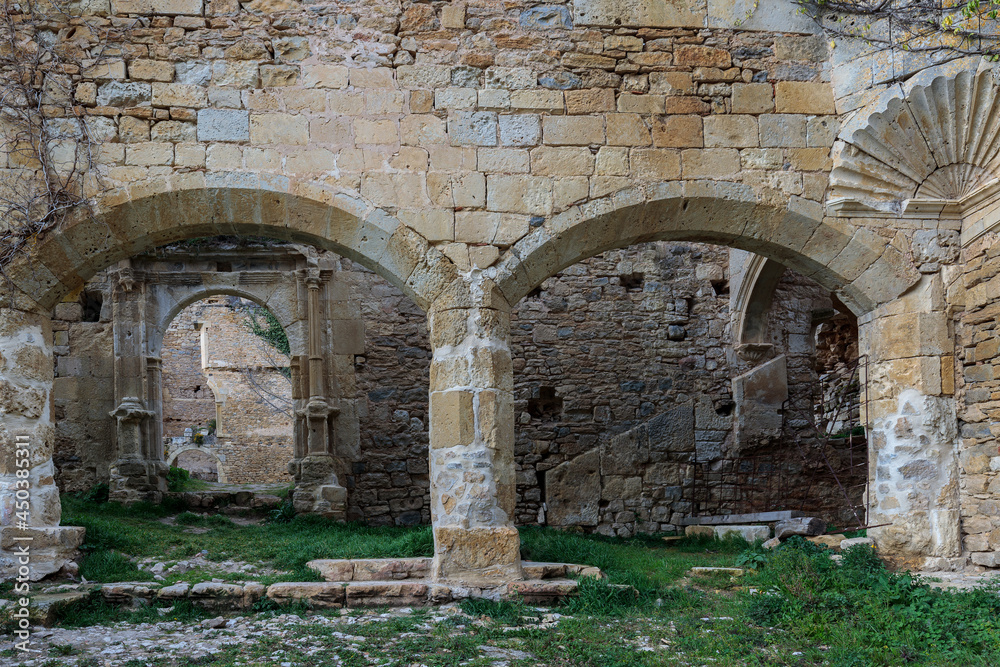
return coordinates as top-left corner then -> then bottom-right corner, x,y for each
79,549 -> 151,583
63,496 -> 434,575
54,498 -> 1000,666
55,596 -> 209,628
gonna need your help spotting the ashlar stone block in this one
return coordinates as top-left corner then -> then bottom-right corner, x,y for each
197,109 -> 249,143
430,390 -> 474,449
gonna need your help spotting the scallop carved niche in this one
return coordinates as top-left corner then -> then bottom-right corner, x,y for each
830,66 -> 1000,211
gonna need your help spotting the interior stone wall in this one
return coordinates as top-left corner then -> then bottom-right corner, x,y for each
161,297 -> 294,484
51,240 -> 856,531
51,276 -> 116,494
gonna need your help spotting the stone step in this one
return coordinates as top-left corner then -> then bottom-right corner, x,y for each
308,558 -> 603,583
307,557 -> 431,582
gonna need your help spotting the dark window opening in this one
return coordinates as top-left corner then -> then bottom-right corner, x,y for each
217,261 -> 233,272
527,386 -> 563,419
535,470 -> 546,498
714,399 -> 735,417
711,279 -> 729,296
619,272 -> 644,291
82,291 -> 103,322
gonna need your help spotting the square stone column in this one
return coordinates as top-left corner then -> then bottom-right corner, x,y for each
0,305 -> 84,581
428,277 -> 522,586
860,274 -> 962,568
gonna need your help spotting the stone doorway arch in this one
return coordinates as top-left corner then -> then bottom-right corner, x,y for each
166,445 -> 227,484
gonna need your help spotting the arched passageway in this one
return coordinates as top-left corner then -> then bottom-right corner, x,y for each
0,177 -> 941,584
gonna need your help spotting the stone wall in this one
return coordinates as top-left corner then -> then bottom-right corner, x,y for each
162,297 -> 294,484
956,233 -> 1000,567
51,278 -> 116,494
51,240 -> 858,530
161,302 -> 218,439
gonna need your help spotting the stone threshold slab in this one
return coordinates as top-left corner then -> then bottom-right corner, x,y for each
680,510 -> 804,525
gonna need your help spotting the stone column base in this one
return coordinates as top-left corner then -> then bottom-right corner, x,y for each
431,526 -> 524,586
108,459 -> 168,504
289,456 -> 347,520
0,527 -> 86,582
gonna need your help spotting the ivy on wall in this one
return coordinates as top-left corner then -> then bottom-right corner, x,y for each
243,304 -> 290,357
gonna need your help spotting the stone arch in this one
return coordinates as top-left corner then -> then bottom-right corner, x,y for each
731,254 -> 786,360
831,60 -> 1000,211
5,172 -> 457,312
165,445 -> 227,484
491,182 -> 919,314
152,288 -> 298,359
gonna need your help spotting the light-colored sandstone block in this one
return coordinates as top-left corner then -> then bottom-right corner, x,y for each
607,114 -> 651,146
399,209 -> 455,242
681,148 -> 741,178
125,142 -> 174,166
542,116 -> 604,146
349,68 -> 397,89
759,114 -> 807,148
151,83 -> 207,108
704,115 -> 758,148
430,390 -> 475,448
499,114 -> 541,147
128,59 -> 174,82
731,83 -> 774,114
486,175 -> 552,215
354,119 -> 399,145
249,113 -> 309,145
310,117 -> 353,144
617,94 -> 666,114
197,109 -> 249,142
530,146 -> 595,176
302,65 -> 349,89
448,111 -> 498,146
630,148 -> 681,179
509,90 -> 564,112
775,81 -> 836,114
652,115 -> 703,148
110,0 -> 202,15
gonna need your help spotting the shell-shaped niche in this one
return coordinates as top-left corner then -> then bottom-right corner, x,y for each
831,68 -> 1000,209
916,163 -> 995,200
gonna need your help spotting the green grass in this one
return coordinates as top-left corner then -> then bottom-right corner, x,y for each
52,497 -> 1000,666
62,495 -> 434,577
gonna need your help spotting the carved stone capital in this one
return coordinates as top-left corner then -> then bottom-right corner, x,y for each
735,343 -> 774,363
110,397 -> 155,422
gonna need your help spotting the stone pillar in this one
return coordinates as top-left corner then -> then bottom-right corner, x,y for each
861,274 -> 962,568
289,269 -> 346,519
108,265 -> 165,503
428,276 -> 522,586
0,305 -> 84,580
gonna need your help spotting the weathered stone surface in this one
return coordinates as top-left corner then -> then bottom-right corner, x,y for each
806,534 -> 847,550
774,517 -> 826,540
840,537 -> 874,551
197,109 -> 249,142
546,449 -> 600,526
267,582 -> 346,608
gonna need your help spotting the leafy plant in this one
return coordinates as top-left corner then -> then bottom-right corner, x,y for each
267,500 -> 296,524
243,304 -> 290,356
166,466 -> 191,492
